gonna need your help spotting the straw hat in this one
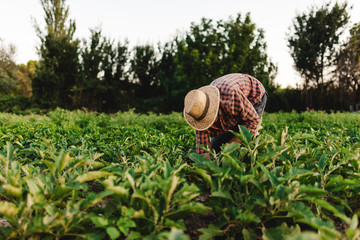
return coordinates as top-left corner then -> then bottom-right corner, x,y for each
183,85 -> 220,131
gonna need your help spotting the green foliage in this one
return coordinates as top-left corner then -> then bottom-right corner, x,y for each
0,95 -> 32,114
0,39 -> 18,95
0,110 -> 359,239
156,42 -> 178,113
130,45 -> 159,99
334,22 -> 360,109
28,7 -> 281,113
190,116 -> 360,239
2,1 -> 358,113
287,1 -> 350,108
16,61 -> 37,97
76,28 -> 129,112
32,0 -> 80,108
173,13 -> 277,111
266,88 -> 305,113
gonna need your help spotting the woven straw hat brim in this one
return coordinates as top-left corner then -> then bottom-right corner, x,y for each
183,85 -> 220,131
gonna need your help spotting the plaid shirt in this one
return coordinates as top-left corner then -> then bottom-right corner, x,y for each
196,73 -> 266,154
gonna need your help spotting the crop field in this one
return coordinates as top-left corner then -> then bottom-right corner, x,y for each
0,109 -> 359,240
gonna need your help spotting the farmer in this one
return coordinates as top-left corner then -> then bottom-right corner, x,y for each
183,73 -> 267,159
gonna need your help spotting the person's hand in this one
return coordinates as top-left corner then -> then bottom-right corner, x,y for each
202,152 -> 210,160
229,136 -> 242,144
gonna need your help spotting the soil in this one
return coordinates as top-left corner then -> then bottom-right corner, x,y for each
184,209 -> 219,240
183,194 -> 221,240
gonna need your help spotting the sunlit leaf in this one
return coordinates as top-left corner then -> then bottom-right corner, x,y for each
262,223 -> 301,240
0,201 -> 18,218
106,226 -> 120,240
76,171 -> 112,183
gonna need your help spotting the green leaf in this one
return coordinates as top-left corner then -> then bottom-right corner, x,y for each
285,168 -> 313,181
349,214 -> 358,230
242,228 -> 257,240
125,171 -> 136,191
2,184 -> 22,198
91,216 -> 109,228
26,178 -> 41,196
106,226 -> 121,240
43,160 -> 56,177
131,209 -> 146,219
80,191 -> 113,210
298,185 -> 327,197
166,175 -> 180,208
259,146 -> 289,163
276,185 -> 287,200
167,202 -> 209,219
229,125 -> 252,146
211,189 -> 233,201
168,228 -> 190,240
193,168 -> 213,188
259,164 -> 279,187
164,219 -> 186,230
287,202 -> 340,239
249,179 -> 264,193
145,163 -> 162,177
0,201 -> 19,218
311,198 -> 350,223
262,223 -> 301,240
221,152 -> 243,172
125,231 -> 142,240
83,232 -> 106,240
164,160 -> 173,178
76,171 -> 112,183
107,185 -> 129,197
6,142 -> 14,163
236,212 -> 260,224
199,224 -> 223,240
55,151 -> 73,173
117,217 -> 136,235
346,214 -> 359,240
222,142 -> 240,154
317,154 -> 327,172
286,232 -> 320,240
239,125 -> 253,144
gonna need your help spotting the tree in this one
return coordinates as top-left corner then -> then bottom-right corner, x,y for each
101,38 -> 129,112
221,14 -> 277,89
287,2 -> 350,109
75,29 -> 104,110
77,28 -> 129,112
130,45 -> 159,99
16,61 -> 38,97
32,0 -> 79,108
0,39 -> 18,95
174,17 -> 225,91
157,42 -> 177,113
173,13 -> 277,111
334,23 -> 360,109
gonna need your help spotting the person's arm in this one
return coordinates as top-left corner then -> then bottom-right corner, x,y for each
196,130 -> 211,159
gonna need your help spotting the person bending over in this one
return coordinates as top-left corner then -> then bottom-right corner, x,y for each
183,73 -> 267,159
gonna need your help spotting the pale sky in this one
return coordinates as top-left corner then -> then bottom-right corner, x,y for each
1,0 -> 359,88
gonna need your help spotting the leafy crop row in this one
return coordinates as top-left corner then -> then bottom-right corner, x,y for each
0,109 -> 359,239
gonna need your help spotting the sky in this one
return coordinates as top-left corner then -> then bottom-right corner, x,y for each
1,0 -> 359,88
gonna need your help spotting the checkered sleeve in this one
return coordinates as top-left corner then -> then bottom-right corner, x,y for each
226,88 -> 260,134
195,130 -> 211,154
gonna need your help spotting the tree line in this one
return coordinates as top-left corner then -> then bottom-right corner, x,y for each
31,0 -> 277,113
0,0 -> 359,113
288,1 -> 360,111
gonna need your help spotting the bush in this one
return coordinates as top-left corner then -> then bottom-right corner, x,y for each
0,95 -> 32,113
